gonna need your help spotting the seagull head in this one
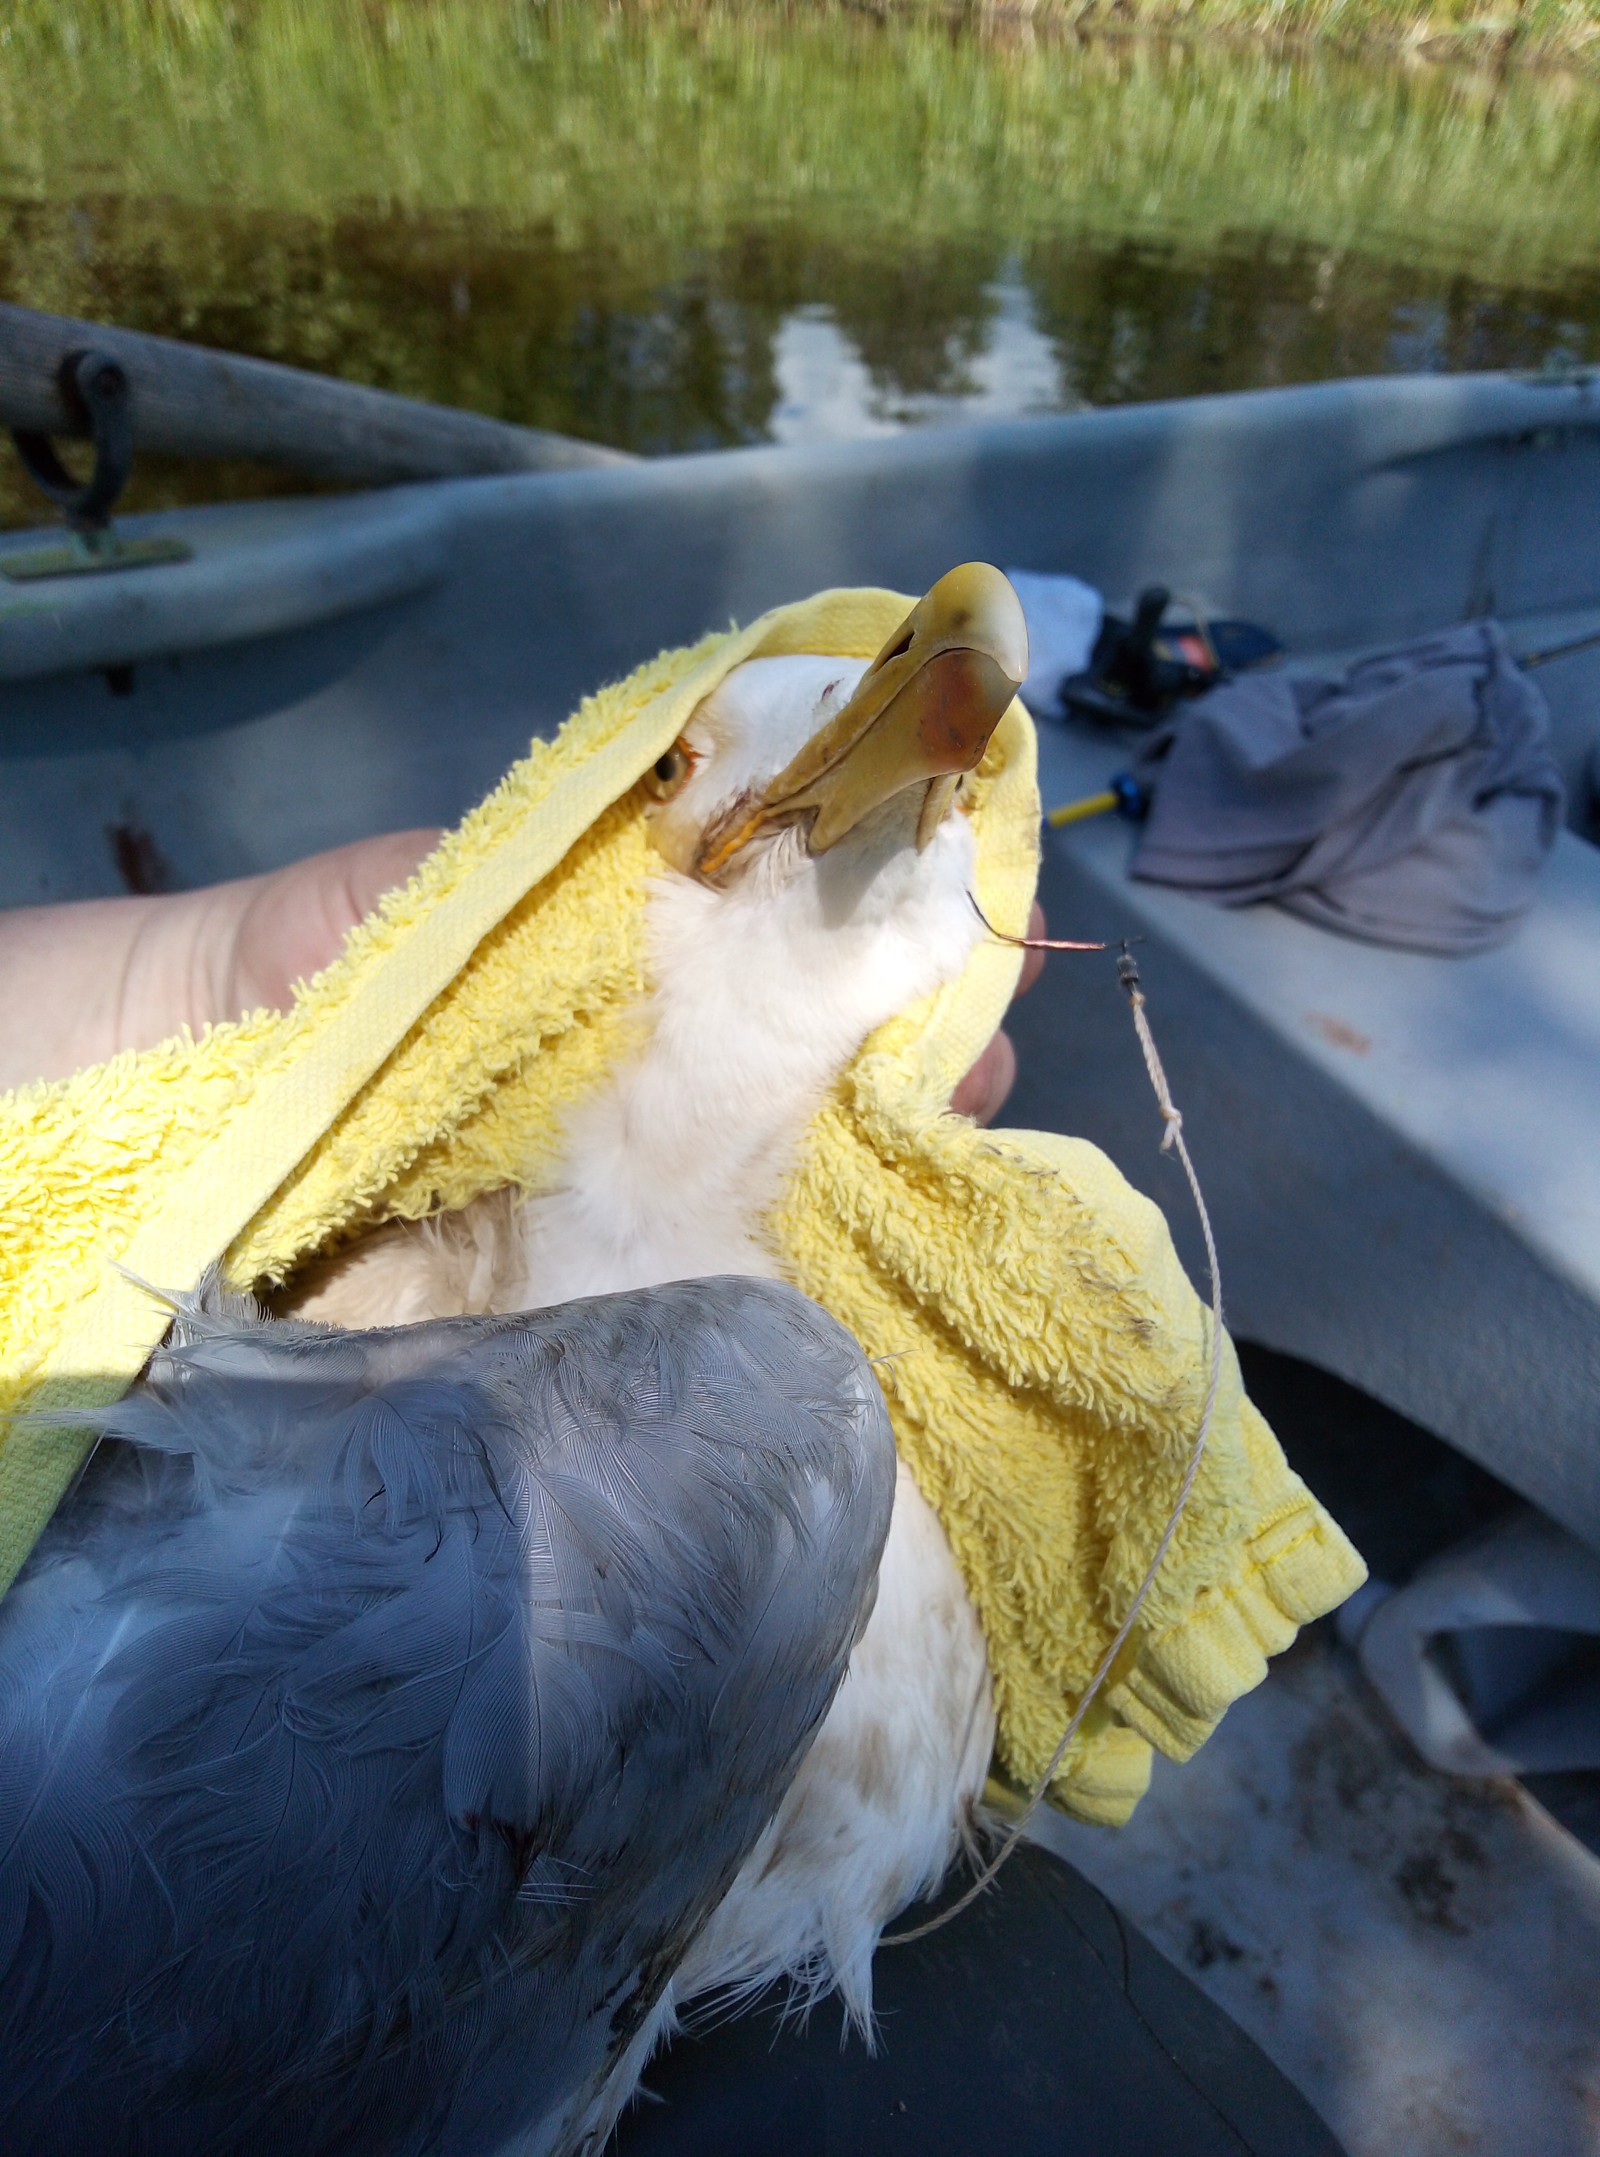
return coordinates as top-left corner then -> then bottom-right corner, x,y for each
645,563 -> 1028,915
540,565 -> 1030,1298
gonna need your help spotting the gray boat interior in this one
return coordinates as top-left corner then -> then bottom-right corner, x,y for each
4,368 -> 1598,1559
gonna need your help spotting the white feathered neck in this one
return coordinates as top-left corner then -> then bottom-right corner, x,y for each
504,653 -> 984,1305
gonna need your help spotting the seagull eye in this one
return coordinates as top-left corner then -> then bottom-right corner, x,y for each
644,740 -> 697,802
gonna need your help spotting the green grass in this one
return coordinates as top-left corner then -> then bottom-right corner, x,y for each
4,3 -> 1600,275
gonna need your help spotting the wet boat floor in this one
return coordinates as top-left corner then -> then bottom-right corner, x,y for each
1044,1351 -> 1600,2156
1238,1340 -> 1600,1870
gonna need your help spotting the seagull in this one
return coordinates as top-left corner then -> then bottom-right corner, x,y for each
0,565 -> 1029,2155
296,563 -> 1029,2027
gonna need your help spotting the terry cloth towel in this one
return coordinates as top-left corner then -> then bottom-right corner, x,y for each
1130,620 -> 1565,955
0,586 -> 1364,1826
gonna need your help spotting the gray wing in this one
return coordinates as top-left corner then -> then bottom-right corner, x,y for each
0,1276 -> 894,2157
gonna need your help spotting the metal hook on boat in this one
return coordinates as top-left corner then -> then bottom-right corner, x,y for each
11,348 -> 135,535
2,346 -> 191,584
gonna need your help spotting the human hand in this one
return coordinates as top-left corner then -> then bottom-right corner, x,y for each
0,831 -> 439,1092
0,844 -> 1042,1120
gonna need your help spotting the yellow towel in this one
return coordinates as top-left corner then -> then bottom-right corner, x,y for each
0,585 -> 1364,1826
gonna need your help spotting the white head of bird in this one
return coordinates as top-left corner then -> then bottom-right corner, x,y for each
505,562 -> 1030,1306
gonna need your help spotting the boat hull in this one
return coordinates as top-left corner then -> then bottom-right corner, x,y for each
3,370 -> 1598,1545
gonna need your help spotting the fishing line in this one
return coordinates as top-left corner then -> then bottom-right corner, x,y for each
967,892 -> 1106,952
882,930 -> 1224,1948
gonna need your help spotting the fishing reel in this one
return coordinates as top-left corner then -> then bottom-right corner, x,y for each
1060,584 -> 1281,729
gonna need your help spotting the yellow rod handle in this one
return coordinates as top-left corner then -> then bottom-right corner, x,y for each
1045,788 -> 1119,830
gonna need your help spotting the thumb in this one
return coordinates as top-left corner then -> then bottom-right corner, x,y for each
222,829 -> 440,1020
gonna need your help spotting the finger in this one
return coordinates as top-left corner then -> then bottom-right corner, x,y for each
1016,902 -> 1047,998
949,1028 -> 1017,1126
225,829 -> 440,1020
330,829 -> 442,939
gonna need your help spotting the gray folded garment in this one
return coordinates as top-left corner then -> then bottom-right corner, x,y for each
1130,621 -> 1566,955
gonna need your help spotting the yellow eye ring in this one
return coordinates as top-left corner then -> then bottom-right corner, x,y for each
644,739 -> 698,802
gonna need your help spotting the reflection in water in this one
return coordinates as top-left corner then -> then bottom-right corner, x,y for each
771,281 -> 1069,442
771,310 -> 902,445
5,198 -> 1599,534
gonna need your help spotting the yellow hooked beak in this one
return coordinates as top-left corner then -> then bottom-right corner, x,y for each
693,562 -> 1028,885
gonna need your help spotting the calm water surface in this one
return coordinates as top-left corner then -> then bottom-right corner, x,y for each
3,9 -> 1599,522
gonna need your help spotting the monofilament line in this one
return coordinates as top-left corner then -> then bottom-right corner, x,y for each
883,938 -> 1224,1947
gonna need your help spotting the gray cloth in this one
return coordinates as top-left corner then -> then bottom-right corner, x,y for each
1130,622 -> 1565,955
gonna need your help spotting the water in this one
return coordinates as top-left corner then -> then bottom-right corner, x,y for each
3,7 -> 1600,524
769,281 -> 1068,441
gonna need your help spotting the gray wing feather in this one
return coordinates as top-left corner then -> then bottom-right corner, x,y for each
0,1276 -> 894,2157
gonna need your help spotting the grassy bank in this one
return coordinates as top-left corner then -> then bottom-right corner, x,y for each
5,6 -> 1598,280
